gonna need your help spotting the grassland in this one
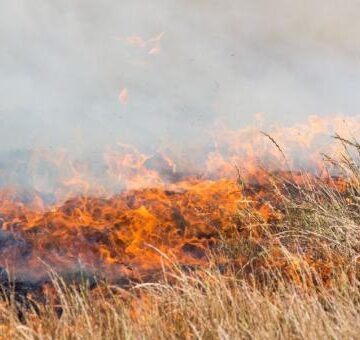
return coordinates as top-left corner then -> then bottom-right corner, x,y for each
0,137 -> 359,339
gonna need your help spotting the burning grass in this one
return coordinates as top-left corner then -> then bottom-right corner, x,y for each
0,136 -> 360,339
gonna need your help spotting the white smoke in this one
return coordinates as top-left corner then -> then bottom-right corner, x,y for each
0,0 -> 359,152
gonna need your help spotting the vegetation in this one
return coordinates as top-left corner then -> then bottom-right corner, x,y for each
0,137 -> 359,339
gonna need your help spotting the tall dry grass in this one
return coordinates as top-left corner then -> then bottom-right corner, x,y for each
1,269 -> 360,339
0,136 -> 360,339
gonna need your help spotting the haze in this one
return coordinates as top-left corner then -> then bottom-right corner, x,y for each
1,0 -> 360,153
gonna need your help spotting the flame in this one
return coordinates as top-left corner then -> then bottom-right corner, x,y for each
148,47 -> 161,55
0,115 -> 358,284
126,32 -> 165,55
0,178 -> 244,280
119,88 -> 129,104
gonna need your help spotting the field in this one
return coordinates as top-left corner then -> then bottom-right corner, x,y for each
0,137 -> 359,339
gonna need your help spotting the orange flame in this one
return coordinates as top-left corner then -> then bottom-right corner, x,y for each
0,115 -> 358,284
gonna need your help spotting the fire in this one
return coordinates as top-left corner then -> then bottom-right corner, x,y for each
0,178 -> 245,280
126,32 -> 165,55
0,115 -> 358,285
119,88 -> 129,104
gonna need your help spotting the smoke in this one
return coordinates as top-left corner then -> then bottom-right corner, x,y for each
0,0 -> 359,152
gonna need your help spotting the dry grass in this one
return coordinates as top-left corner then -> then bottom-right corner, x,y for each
1,137 -> 360,340
1,270 -> 360,339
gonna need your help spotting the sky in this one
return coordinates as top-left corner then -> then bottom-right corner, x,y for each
1,0 -> 360,153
